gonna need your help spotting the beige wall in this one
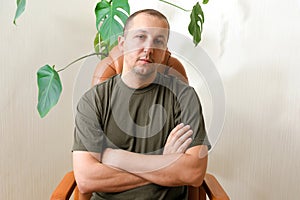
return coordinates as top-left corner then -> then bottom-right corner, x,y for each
1,0 -> 300,199
0,0 -> 96,199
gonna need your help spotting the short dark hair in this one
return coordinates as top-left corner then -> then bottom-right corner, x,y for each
123,9 -> 170,37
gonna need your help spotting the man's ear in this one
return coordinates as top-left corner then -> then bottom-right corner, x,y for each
118,36 -> 125,52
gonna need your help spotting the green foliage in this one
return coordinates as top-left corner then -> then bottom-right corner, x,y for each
158,0 -> 206,46
188,2 -> 205,46
13,0 -> 26,25
93,32 -> 110,60
95,0 -> 130,52
94,32 -> 102,54
11,0 -> 210,117
37,65 -> 62,118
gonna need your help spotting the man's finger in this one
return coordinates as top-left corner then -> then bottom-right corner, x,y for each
166,123 -> 185,145
173,130 -> 193,150
169,123 -> 184,135
177,138 -> 193,153
173,125 -> 191,140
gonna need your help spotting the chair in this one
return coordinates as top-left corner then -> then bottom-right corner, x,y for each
51,47 -> 230,200
51,171 -> 229,200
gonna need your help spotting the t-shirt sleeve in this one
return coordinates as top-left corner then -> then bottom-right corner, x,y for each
176,87 -> 211,150
72,88 -> 105,153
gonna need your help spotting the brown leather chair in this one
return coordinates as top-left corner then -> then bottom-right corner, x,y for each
91,46 -> 189,85
51,47 -> 229,200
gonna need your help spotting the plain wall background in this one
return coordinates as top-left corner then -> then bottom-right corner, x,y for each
1,0 -> 300,199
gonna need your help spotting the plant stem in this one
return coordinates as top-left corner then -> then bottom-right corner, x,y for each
158,0 -> 191,12
56,52 -> 107,73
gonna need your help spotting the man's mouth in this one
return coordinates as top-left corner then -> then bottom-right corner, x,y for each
138,58 -> 153,64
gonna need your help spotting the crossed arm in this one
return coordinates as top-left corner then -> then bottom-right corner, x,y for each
73,124 -> 208,196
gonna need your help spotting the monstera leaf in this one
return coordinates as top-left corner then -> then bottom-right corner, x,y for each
95,0 -> 130,51
94,32 -> 110,60
13,0 -> 26,25
203,0 -> 209,4
188,2 -> 205,46
37,65 -> 62,118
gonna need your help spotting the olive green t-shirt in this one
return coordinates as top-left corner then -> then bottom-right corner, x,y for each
73,73 -> 210,200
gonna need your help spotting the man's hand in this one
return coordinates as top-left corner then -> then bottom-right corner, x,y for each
163,123 -> 193,154
99,123 -> 207,187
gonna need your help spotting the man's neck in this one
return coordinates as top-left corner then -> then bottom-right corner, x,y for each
121,72 -> 157,89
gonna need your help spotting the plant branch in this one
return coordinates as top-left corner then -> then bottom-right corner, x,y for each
158,0 -> 191,12
56,52 -> 107,73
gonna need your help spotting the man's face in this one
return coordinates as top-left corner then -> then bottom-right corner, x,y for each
118,13 -> 169,78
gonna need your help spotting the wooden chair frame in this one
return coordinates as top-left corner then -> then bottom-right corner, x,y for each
51,171 -> 229,200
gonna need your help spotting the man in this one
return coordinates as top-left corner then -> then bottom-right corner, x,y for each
73,9 -> 210,200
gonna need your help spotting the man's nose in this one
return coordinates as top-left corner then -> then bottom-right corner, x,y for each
143,47 -> 153,55
143,40 -> 154,54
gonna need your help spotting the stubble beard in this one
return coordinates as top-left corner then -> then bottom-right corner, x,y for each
133,64 -> 156,79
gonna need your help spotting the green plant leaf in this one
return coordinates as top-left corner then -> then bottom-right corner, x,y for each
203,0 -> 209,4
95,0 -> 130,51
94,32 -> 109,60
37,65 -> 62,118
13,0 -> 26,25
188,2 -> 204,46
94,32 -> 101,53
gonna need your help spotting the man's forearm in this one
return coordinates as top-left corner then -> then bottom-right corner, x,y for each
73,151 -> 150,194
102,145 -> 208,187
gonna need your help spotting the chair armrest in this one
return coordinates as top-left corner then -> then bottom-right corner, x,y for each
203,174 -> 230,200
50,172 -> 229,200
50,171 -> 77,200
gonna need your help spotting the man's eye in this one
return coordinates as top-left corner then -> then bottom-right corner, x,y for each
154,39 -> 164,46
136,35 -> 145,39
